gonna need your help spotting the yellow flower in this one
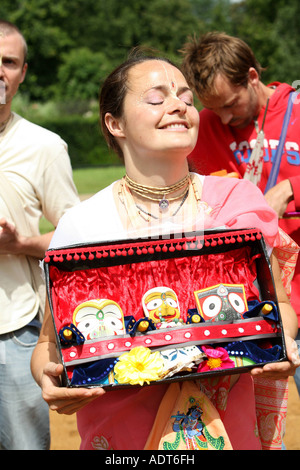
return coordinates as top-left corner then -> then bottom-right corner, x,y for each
114,346 -> 164,386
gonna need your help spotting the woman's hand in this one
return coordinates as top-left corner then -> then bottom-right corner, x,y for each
31,302 -> 105,416
250,335 -> 300,380
41,362 -> 106,415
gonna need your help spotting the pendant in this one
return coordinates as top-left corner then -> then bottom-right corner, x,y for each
159,196 -> 169,212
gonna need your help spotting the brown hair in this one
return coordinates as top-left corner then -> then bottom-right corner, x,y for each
181,32 -> 263,100
99,48 -> 178,161
0,19 -> 28,64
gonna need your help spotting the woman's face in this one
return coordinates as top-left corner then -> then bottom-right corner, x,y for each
108,60 -> 199,162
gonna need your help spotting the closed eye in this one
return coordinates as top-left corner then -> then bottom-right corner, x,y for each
178,92 -> 194,106
223,100 -> 237,109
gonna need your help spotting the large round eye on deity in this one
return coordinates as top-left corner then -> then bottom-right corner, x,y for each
194,283 -> 248,321
76,313 -> 100,337
100,310 -> 124,332
202,295 -> 222,319
142,286 -> 180,324
73,299 -> 125,339
165,297 -> 178,308
228,292 -> 246,313
146,298 -> 163,311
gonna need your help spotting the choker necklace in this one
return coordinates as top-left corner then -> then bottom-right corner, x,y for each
118,173 -> 203,229
124,173 -> 190,213
0,113 -> 12,134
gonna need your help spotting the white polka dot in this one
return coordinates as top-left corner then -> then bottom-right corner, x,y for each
125,341 -> 132,347
238,327 -> 244,333
256,325 -> 261,331
184,332 -> 191,339
222,329 -> 227,335
70,351 -> 76,358
107,343 -> 115,350
145,338 -> 152,345
204,330 -> 210,336
89,347 -> 96,354
165,334 -> 172,341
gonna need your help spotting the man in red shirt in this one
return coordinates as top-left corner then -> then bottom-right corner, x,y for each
181,32 -> 300,330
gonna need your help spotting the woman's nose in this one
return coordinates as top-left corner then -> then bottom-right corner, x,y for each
167,96 -> 187,115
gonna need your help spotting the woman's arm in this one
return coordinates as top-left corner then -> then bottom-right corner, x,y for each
31,298 -> 105,415
250,252 -> 300,379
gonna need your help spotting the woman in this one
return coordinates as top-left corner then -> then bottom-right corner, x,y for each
31,51 -> 299,450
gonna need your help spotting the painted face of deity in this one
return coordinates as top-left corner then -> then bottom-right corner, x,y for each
194,284 -> 248,322
73,299 -> 125,339
142,286 -> 180,324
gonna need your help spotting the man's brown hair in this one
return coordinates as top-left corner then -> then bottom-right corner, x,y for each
181,32 -> 263,100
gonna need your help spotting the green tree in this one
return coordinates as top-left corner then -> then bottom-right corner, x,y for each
2,0 -> 300,101
55,48 -> 111,101
1,0 -> 201,100
0,0 -> 72,99
230,0 -> 300,84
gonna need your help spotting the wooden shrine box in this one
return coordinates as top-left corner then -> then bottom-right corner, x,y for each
44,228 -> 286,389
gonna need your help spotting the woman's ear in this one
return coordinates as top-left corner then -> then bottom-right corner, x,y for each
105,113 -> 125,138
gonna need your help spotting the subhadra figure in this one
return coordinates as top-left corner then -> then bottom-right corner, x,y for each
142,287 -> 182,328
73,299 -> 125,339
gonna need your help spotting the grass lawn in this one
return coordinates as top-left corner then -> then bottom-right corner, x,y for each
72,165 -> 125,195
40,165 -> 125,234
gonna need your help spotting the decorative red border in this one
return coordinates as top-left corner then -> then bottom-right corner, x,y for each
44,229 -> 262,264
62,317 -> 280,366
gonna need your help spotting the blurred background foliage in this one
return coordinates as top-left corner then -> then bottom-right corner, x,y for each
1,0 -> 300,167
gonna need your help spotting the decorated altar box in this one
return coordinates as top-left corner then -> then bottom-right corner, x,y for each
44,228 -> 286,389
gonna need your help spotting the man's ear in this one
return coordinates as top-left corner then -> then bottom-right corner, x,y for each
105,113 -> 125,138
248,67 -> 259,87
20,62 -> 28,84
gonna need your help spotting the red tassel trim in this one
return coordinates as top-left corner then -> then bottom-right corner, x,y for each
44,229 -> 263,264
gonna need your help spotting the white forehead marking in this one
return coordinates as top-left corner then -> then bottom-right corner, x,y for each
134,61 -> 182,105
161,62 -> 180,99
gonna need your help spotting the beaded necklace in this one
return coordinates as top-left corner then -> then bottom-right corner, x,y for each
124,173 -> 189,213
118,173 -> 202,228
136,188 -> 189,221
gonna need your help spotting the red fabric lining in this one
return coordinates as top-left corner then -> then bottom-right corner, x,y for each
49,246 -> 260,332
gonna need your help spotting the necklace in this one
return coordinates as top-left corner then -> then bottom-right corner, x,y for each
118,173 -> 202,229
124,173 -> 190,212
0,113 -> 12,134
136,188 -> 189,221
244,98 -> 269,185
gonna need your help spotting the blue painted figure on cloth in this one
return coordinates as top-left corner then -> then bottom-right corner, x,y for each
172,405 -> 205,439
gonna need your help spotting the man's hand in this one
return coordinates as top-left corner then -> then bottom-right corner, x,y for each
0,217 -> 21,255
264,179 -> 294,217
0,217 -> 54,258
